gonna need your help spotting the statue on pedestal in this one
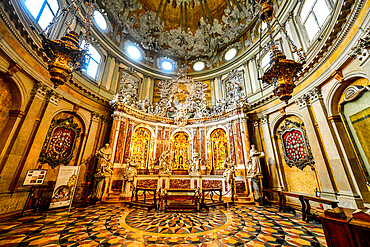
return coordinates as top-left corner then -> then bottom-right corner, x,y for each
246,144 -> 265,202
148,158 -> 156,174
246,144 -> 265,177
159,150 -> 172,175
93,143 -> 113,200
122,158 -> 138,197
188,151 -> 201,176
223,157 -> 236,203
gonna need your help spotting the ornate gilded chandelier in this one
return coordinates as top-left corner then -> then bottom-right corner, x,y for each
256,0 -> 305,103
41,0 -> 94,87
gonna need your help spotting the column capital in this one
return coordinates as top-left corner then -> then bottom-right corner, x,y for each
32,81 -> 48,99
252,119 -> 259,127
295,94 -> 310,109
112,111 -> 123,121
46,90 -> 62,105
91,112 -> 101,122
308,87 -> 323,103
259,115 -> 269,125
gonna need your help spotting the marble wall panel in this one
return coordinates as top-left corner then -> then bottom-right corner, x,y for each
123,123 -> 133,163
200,129 -> 205,165
235,123 -> 245,165
169,179 -> 191,189
137,179 -> 158,189
156,129 -> 163,160
202,180 -> 223,189
228,126 -> 236,163
114,120 -> 126,163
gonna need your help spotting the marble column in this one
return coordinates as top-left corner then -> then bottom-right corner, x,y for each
309,88 -> 363,207
295,95 -> 337,199
109,112 -> 122,164
259,115 -> 284,189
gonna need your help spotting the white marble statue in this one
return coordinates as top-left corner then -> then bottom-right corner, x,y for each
246,144 -> 265,177
188,151 -> 201,176
159,150 -> 172,174
122,158 -> 138,196
223,157 -> 236,186
96,143 -> 113,176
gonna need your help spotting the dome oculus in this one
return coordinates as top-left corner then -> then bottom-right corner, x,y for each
160,60 -> 174,71
224,48 -> 237,61
193,61 -> 205,71
126,44 -> 143,61
93,11 -> 107,31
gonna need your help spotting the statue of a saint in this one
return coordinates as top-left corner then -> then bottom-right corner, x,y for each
124,158 -> 138,182
159,150 -> 172,174
223,158 -> 236,186
246,145 -> 265,177
188,151 -> 201,175
96,143 -> 113,176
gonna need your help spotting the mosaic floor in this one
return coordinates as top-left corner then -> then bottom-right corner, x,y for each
0,204 -> 327,246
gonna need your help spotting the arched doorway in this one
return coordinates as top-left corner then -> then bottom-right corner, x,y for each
171,131 -> 190,170
130,127 -> 151,169
210,128 -> 229,171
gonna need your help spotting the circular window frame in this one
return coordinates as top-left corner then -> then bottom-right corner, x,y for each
192,61 -> 206,72
223,47 -> 238,62
93,10 -> 109,33
158,57 -> 177,72
124,42 -> 144,61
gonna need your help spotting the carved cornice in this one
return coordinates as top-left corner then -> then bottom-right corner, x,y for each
91,112 -> 101,122
46,90 -> 62,105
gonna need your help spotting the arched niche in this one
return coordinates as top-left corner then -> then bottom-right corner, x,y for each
209,128 -> 229,171
130,127 -> 152,170
171,131 -> 190,170
272,115 -> 320,200
338,79 -> 370,185
0,73 -> 23,157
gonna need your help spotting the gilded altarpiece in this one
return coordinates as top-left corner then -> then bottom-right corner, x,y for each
172,132 -> 190,169
130,127 -> 151,169
210,129 -> 229,170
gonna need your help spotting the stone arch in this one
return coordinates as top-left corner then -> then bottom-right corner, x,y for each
0,73 -> 24,155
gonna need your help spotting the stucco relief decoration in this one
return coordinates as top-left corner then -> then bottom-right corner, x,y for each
277,119 -> 314,170
130,127 -> 151,169
101,0 -> 259,59
39,117 -> 81,169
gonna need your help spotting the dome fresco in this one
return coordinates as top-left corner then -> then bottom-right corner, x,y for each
97,0 -> 261,60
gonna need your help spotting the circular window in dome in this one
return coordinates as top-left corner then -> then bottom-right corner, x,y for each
125,44 -> 143,61
160,59 -> 174,71
224,48 -> 238,61
193,61 -> 205,71
93,11 -> 107,31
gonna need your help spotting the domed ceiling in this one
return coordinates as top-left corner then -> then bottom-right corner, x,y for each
97,0 -> 259,60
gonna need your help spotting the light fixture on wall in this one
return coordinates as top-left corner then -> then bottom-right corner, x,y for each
40,0 -> 95,87
256,0 -> 305,103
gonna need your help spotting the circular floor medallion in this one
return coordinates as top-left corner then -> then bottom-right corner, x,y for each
120,208 -> 232,237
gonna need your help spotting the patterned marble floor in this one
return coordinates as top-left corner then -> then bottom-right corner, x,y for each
0,204 -> 327,247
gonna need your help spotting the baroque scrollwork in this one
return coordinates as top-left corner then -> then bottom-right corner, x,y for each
101,0 -> 259,59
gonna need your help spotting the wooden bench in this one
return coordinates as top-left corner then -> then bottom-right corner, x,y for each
199,188 -> 227,211
162,189 -> 198,212
263,189 -> 339,223
128,187 -> 159,211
